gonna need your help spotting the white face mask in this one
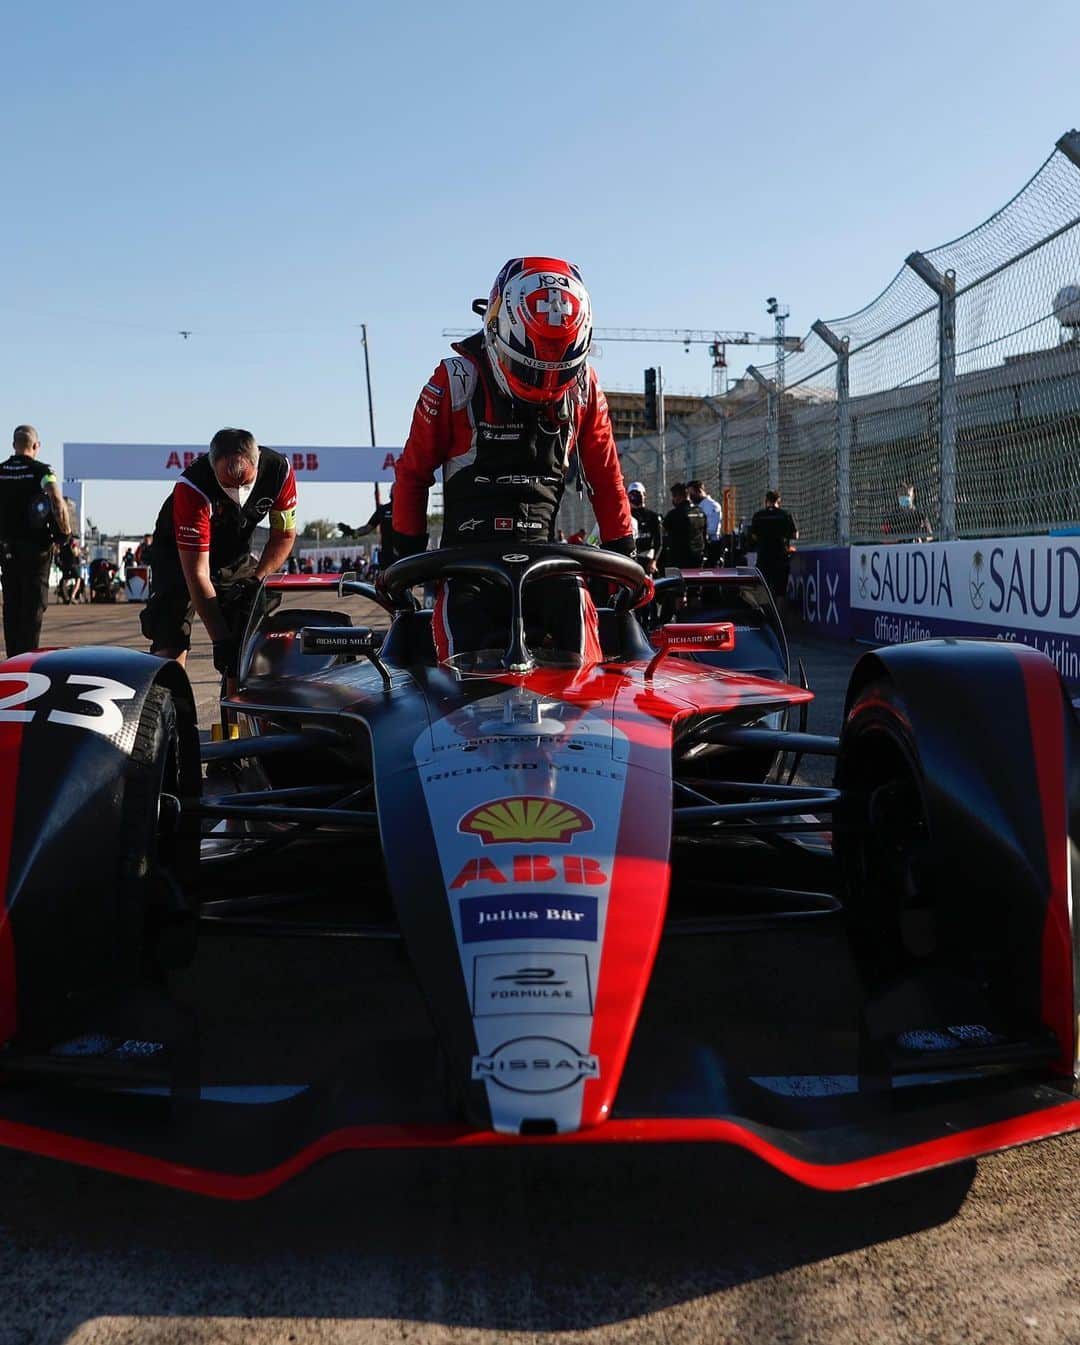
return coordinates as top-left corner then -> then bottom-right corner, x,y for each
223,481 -> 255,506
216,450 -> 259,505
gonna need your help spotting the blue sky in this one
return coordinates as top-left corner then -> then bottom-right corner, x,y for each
3,0 -> 1078,533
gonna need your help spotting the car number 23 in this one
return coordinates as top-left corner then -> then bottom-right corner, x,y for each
0,672 -> 137,737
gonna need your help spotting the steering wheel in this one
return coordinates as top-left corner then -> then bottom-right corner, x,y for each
378,543 -> 651,671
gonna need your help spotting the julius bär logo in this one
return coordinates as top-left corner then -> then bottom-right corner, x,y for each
459,797 -> 593,846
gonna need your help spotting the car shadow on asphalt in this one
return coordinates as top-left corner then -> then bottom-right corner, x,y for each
0,1143 -> 972,1339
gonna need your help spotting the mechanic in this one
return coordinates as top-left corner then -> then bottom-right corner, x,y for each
749,489 -> 798,608
141,428 -> 297,680
687,480 -> 723,566
393,256 -> 634,662
661,482 -> 707,571
627,481 -> 663,575
0,425 -> 73,656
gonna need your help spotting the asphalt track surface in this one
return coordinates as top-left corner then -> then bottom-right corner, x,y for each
0,595 -> 1076,1345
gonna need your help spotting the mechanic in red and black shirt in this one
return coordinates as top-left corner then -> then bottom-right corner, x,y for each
393,256 -> 634,664
141,428 -> 297,676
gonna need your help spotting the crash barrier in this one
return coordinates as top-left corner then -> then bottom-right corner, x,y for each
789,538 -> 1080,686
561,128 -> 1080,550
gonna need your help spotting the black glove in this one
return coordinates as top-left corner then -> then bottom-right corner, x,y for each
212,638 -> 240,676
392,530 -> 428,559
603,534 -> 637,559
218,573 -> 260,604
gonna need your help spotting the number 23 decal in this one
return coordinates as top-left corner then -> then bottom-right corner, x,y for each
0,673 -> 136,737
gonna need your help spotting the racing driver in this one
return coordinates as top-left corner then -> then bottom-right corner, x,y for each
392,256 -> 635,663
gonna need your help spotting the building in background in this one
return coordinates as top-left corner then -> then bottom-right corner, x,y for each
602,390 -> 714,441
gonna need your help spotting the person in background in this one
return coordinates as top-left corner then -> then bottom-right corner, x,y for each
0,425 -> 73,655
749,489 -> 798,610
626,481 -> 663,575
882,481 -> 933,542
340,487 -> 396,571
141,427 -> 297,681
687,480 -> 722,565
661,482 -> 707,571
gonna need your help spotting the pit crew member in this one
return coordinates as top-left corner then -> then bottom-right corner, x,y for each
141,427 -> 297,677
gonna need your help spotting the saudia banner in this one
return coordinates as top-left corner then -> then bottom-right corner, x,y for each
63,444 -> 402,482
850,538 -> 1080,683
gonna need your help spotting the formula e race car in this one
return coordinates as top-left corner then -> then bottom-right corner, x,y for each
0,542 -> 1076,1198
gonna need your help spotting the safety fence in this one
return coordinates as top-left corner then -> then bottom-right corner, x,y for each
560,130 -> 1080,546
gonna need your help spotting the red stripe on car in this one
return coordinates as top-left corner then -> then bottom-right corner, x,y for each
1015,646 -> 1074,1076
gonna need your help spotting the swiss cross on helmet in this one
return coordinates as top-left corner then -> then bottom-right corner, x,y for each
484,257 -> 593,404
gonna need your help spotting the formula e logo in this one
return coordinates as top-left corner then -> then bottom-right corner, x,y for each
472,952 -> 593,1017
471,1036 -> 599,1092
496,967 -> 566,986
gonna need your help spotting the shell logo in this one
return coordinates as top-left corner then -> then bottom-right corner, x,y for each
459,797 -> 593,846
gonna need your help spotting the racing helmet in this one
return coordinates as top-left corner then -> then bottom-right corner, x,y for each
483,257 -> 593,404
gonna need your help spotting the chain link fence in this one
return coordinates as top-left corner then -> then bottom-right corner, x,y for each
561,129 -> 1080,545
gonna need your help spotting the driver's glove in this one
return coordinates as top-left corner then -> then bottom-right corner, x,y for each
602,534 -> 637,559
392,530 -> 428,558
212,638 -> 240,677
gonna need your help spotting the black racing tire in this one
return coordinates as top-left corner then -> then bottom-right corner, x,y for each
834,678 -> 940,992
118,684 -> 198,977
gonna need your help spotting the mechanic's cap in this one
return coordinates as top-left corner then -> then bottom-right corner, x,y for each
627,481 -> 646,496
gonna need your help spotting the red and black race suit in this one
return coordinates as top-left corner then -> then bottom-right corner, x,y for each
151,448 -> 296,572
394,334 -> 631,546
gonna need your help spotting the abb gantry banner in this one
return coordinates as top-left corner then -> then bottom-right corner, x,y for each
63,444 -> 402,482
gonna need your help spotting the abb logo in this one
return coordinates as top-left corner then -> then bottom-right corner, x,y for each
450,855 -> 608,890
165,451 -> 206,470
164,451 -> 324,471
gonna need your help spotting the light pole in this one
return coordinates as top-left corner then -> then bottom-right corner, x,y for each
361,323 -> 377,447
765,297 -> 790,392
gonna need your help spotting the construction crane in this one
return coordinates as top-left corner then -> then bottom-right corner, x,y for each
440,325 -> 803,394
